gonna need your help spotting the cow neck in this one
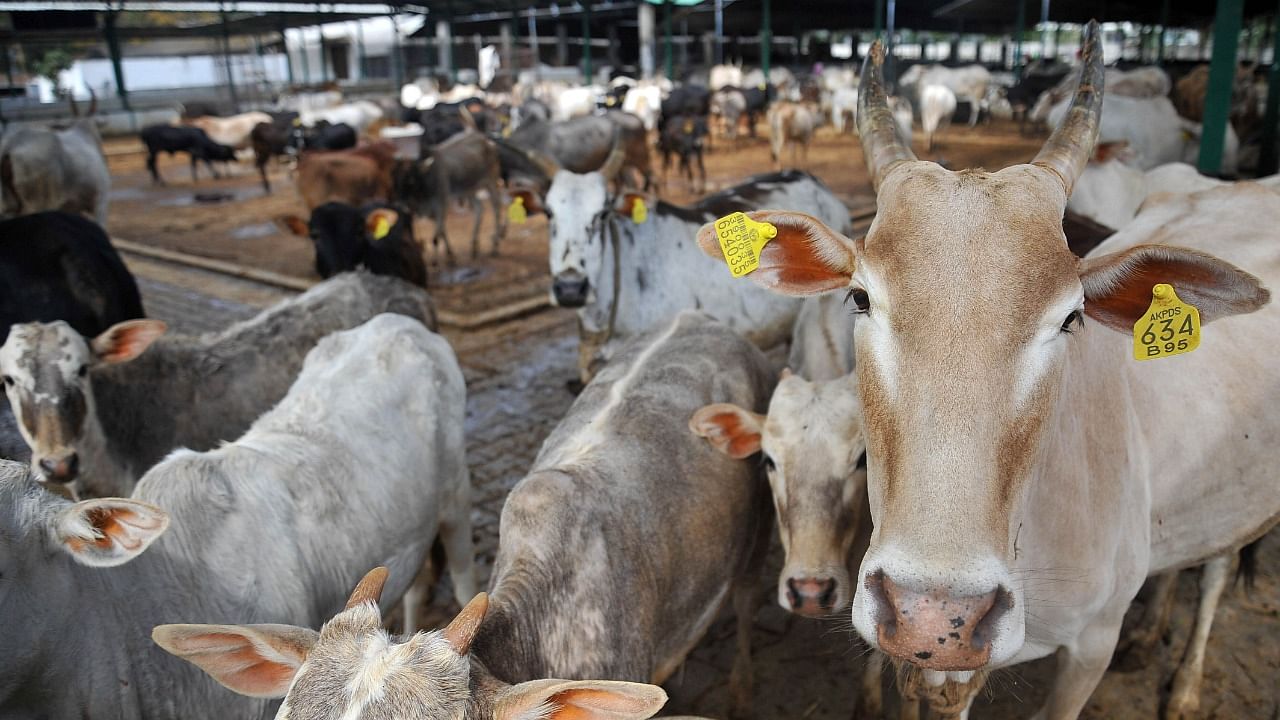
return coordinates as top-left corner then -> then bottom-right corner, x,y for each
579,211 -> 624,351
77,373 -> 133,498
466,588 -> 553,685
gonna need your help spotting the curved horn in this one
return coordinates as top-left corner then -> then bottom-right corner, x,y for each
443,592 -> 489,655
598,124 -> 626,182
523,147 -> 561,179
87,87 -> 98,117
857,40 -> 916,192
345,567 -> 390,610
1032,20 -> 1104,196
69,92 -> 79,118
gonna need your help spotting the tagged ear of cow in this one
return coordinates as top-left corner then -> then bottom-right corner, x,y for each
53,498 -> 170,567
279,215 -> 309,237
696,211 -> 858,296
494,679 -> 669,720
366,208 -> 399,241
151,623 -> 319,699
615,193 -> 650,223
1078,244 -> 1271,332
689,403 -> 765,459
90,320 -> 168,365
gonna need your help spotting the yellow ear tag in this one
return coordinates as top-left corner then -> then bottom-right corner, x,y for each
631,198 -> 648,224
507,197 -> 527,225
372,216 -> 392,240
1133,283 -> 1200,361
713,212 -> 777,278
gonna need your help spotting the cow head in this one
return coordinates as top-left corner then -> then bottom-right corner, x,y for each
692,371 -> 867,617
0,320 -> 166,485
155,571 -> 669,720
544,133 -> 628,309
695,22 -> 1270,674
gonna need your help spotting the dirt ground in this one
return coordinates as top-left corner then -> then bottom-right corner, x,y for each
105,120 -> 1279,719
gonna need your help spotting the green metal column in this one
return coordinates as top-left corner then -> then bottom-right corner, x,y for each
318,27 -> 330,82
104,9 -> 130,111
761,0 -> 771,78
582,1 -> 592,82
1199,0 -> 1244,174
1012,0 -> 1025,81
1260,3 -> 1280,174
664,1 -> 673,80
1157,0 -> 1170,64
389,15 -> 402,90
873,0 -> 884,38
355,19 -> 366,80
219,6 -> 240,112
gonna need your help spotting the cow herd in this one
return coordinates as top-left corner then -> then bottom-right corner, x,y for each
0,18 -> 1278,720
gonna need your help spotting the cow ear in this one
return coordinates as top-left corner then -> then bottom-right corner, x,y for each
494,679 -> 668,720
697,211 -> 857,295
1092,141 -> 1131,163
366,208 -> 399,240
614,192 -> 650,221
278,215 -> 309,237
510,189 -> 544,215
53,498 -> 169,567
90,320 -> 167,364
151,623 -> 318,699
1079,244 -> 1270,332
689,403 -> 765,459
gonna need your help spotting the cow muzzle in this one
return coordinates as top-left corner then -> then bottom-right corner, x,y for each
552,274 -> 590,308
785,576 -> 840,617
36,450 -> 80,484
864,570 -> 1014,671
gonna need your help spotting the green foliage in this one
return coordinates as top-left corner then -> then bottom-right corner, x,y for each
32,47 -> 75,90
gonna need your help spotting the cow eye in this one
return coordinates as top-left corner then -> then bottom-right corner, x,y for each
1,375 -> 10,387
761,454 -> 776,472
1060,310 -> 1083,334
845,287 -> 870,313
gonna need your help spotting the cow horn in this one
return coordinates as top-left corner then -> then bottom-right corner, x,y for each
443,592 -> 489,655
857,40 -> 916,192
87,87 -> 97,117
344,567 -> 390,610
1032,19 -> 1104,197
522,147 -> 561,178
69,92 -> 79,118
599,125 -> 626,182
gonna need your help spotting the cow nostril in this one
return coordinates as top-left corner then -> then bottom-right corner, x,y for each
865,570 -> 895,637
971,586 -> 1015,651
785,578 -> 802,609
65,454 -> 80,477
818,578 -> 838,609
38,458 -> 57,475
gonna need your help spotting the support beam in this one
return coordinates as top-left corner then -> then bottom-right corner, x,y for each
354,20 -> 366,81
873,0 -> 884,38
557,22 -> 569,66
714,0 -> 723,65
1157,0 -> 1170,64
1013,0 -> 1026,81
527,7 -> 539,67
219,5 -> 239,112
318,26 -> 329,82
885,0 -> 896,82
761,0 -> 771,79
639,1 -> 655,79
437,18 -> 455,82
664,0 -> 673,80
582,1 -> 592,82
389,14 -> 402,90
1260,2 -> 1280,174
1198,0 -> 1244,175
103,9 -> 130,111
1039,0 -> 1050,59
299,26 -> 311,84
280,24 -> 294,85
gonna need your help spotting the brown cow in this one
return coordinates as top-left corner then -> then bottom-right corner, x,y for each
294,141 -> 396,210
1172,63 -> 1260,138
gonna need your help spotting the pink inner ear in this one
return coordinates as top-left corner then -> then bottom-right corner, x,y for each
707,412 -> 761,459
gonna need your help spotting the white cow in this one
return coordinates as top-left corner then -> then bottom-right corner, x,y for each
899,63 -> 991,126
186,111 -> 272,149
301,100 -> 384,132
622,82 -> 663,131
701,27 -> 1280,719
1030,64 -> 1172,123
920,84 -> 957,151
0,314 -> 475,719
830,87 -> 858,134
553,85 -> 603,121
710,63 -> 744,91
1048,94 -> 1239,175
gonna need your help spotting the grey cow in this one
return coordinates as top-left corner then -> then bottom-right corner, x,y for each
0,314 -> 474,719
157,312 -> 776,720
0,271 -> 436,497
0,116 -> 110,224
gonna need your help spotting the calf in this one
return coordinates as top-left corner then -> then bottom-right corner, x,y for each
390,131 -> 505,262
0,313 -> 474,719
281,203 -> 427,287
899,63 -> 991,127
830,87 -> 858,134
658,114 -> 708,193
0,112 -> 110,224
295,120 -> 358,151
711,86 -> 748,141
920,83 -> 957,151
139,125 -> 237,185
250,116 -> 302,193
295,141 -> 397,209
767,101 -> 817,168
0,211 -> 143,342
185,111 -> 272,149
158,311 -> 774,720
0,272 -> 435,497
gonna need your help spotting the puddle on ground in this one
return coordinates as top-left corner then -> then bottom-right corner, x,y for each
230,222 -> 278,240
155,186 -> 262,207
432,266 -> 493,285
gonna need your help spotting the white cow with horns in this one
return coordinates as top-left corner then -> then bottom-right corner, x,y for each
696,22 -> 1279,719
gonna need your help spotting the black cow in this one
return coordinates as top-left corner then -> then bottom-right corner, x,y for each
295,121 -> 358,152
661,84 -> 712,121
658,114 -> 708,193
740,84 -> 773,137
0,212 -> 144,342
281,203 -> 427,288
139,125 -> 236,185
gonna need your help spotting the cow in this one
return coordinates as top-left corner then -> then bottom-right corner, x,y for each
0,272 -> 436,497
553,85 -> 602,121
185,111 -> 272,150
830,87 -> 858,134
710,63 -> 745,91
295,120 -> 358,151
500,112 -> 654,207
538,136 -> 848,381
250,121 -> 292,192
301,99 -> 384,133
156,311 -> 774,720
658,114 -> 708,193
295,141 -> 397,210
1046,93 -> 1239,175
920,84 -> 957,151
0,212 -> 142,342
622,81 -> 663,132
899,63 -> 991,127
1030,65 -> 1173,124
0,99 -> 110,224
390,131 -> 505,262
1173,63 -> 1260,138
280,204 -> 427,287
694,25 -> 1280,718
768,101 -> 817,168
711,86 -> 749,140
139,125 -> 237,185
0,314 -> 475,719
741,85 -> 773,137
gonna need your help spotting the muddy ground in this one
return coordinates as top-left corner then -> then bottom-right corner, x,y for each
104,121 -> 1279,719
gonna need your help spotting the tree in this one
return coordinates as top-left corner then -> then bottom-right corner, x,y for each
32,47 -> 75,95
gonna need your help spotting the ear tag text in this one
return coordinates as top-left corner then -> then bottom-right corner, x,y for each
371,216 -> 392,240
1133,283 -> 1200,361
631,197 -> 648,224
714,212 -> 777,278
507,196 -> 527,225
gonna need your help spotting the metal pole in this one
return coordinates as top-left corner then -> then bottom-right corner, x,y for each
885,0 -> 895,82
318,25 -> 330,83
1260,2 -> 1280,174
714,0 -> 723,64
528,7 -> 539,67
761,0 -> 771,79
639,2 -> 655,78
582,1 -> 592,82
1157,0 -> 1170,64
280,24 -> 294,85
355,20 -> 366,81
1013,0 -> 1026,81
1199,0 -> 1244,174
1039,0 -> 1050,59
219,5 -> 240,112
664,0 -> 673,80
104,9 -> 130,111
873,0 -> 884,38
389,15 -> 402,90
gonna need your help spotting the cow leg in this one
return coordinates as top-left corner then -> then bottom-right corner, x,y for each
439,465 -> 478,609
147,152 -> 164,185
488,183 -> 505,257
190,154 -> 199,183
728,577 -> 757,719
968,96 -> 981,128
207,157 -> 222,179
1031,613 -> 1126,720
469,192 -> 484,260
257,154 -> 271,193
853,651 -> 884,719
433,201 -> 457,267
1114,571 -> 1180,669
1164,555 -> 1233,720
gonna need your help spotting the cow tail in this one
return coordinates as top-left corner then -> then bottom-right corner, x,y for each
0,152 -> 21,216
1235,538 -> 1260,593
